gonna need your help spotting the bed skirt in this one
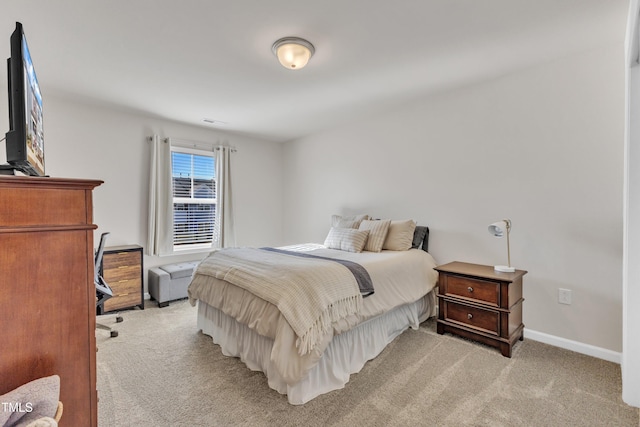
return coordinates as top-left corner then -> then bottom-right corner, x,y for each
196,289 -> 436,404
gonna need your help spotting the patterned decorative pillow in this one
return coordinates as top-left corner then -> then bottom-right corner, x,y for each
324,227 -> 370,253
358,219 -> 391,252
382,220 -> 417,251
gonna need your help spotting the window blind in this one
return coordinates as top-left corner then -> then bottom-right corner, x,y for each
171,149 -> 216,248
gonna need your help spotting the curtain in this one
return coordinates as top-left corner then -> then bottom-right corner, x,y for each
147,135 -> 173,256
214,146 -> 235,248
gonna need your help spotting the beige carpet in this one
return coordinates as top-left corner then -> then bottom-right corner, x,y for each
96,300 -> 639,426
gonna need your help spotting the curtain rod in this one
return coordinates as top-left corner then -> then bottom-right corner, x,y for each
147,136 -> 237,152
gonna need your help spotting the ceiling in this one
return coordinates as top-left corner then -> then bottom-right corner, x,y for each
0,1 -> 629,142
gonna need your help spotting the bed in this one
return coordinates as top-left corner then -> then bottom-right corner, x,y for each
187,218 -> 438,404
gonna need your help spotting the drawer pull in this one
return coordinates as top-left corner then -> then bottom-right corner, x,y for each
467,313 -> 473,320
467,286 -> 474,293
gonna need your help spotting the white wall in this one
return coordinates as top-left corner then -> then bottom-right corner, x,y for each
623,0 -> 640,408
283,45 -> 625,354
0,95 -> 284,291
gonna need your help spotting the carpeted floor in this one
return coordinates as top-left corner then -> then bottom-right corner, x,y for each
96,300 -> 639,426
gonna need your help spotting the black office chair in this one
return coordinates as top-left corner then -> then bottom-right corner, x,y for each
95,232 -> 122,337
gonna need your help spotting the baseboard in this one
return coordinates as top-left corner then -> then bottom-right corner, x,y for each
524,328 -> 621,364
144,292 -> 151,300
432,305 -> 620,363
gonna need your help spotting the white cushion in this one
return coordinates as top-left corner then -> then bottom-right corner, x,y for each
358,219 -> 391,252
324,227 -> 370,253
382,220 -> 417,251
331,214 -> 369,228
335,219 -> 361,229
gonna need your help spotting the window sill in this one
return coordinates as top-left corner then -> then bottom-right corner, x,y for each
161,246 -> 216,256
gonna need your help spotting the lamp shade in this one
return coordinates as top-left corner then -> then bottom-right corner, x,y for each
488,219 -> 515,272
488,220 -> 508,238
272,37 -> 315,70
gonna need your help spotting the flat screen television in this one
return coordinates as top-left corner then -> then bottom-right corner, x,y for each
2,22 -> 45,176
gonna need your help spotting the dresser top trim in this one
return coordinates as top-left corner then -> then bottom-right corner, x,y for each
0,175 -> 103,190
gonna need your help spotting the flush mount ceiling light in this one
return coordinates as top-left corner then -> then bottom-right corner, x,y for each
271,37 -> 315,70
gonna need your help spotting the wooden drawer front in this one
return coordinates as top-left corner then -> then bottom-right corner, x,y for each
104,265 -> 140,282
0,187 -> 89,227
443,301 -> 499,336
103,251 -> 140,269
446,275 -> 499,307
105,292 -> 140,311
108,278 -> 140,296
103,278 -> 140,311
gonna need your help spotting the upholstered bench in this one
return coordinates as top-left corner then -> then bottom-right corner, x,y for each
148,261 -> 199,307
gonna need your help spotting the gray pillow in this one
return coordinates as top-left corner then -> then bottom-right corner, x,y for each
412,226 -> 429,250
0,375 -> 60,427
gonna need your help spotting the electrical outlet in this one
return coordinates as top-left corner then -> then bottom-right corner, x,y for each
558,288 -> 572,305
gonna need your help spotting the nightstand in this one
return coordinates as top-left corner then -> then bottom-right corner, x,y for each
435,261 -> 527,357
98,245 -> 144,314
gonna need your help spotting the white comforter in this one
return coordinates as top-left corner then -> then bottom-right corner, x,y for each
187,244 -> 438,385
192,247 -> 364,356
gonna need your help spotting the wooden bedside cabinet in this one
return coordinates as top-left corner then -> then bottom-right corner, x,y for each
98,245 -> 144,314
435,261 -> 527,357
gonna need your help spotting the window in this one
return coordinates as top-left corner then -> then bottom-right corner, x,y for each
171,147 -> 215,251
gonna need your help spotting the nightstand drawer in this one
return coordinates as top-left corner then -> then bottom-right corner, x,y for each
104,292 -> 141,312
442,300 -> 499,336
103,265 -> 141,282
445,275 -> 499,307
103,251 -> 140,269
108,278 -> 140,295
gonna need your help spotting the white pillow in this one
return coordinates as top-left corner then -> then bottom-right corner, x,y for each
335,219 -> 362,229
358,219 -> 391,252
331,214 -> 369,228
324,227 -> 370,253
382,220 -> 417,251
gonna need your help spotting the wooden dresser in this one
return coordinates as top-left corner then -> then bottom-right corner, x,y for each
0,176 -> 102,427
435,261 -> 527,357
98,245 -> 144,314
